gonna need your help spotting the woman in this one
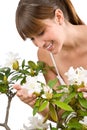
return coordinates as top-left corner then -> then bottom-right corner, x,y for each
14,0 -> 87,118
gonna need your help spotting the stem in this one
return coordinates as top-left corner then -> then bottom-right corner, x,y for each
55,105 -> 59,128
55,105 -> 63,129
5,96 -> 12,125
0,91 -> 16,130
0,123 -> 10,130
0,96 -> 12,130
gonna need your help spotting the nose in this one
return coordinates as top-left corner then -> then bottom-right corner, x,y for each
34,38 -> 45,48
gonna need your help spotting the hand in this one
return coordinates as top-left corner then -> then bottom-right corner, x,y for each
78,87 -> 87,99
13,84 -> 37,107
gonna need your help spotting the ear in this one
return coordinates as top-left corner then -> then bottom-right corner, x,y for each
54,9 -> 64,25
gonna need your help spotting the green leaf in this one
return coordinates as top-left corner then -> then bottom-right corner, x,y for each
33,98 -> 43,115
0,67 -> 11,77
34,98 -> 42,107
54,101 -> 73,111
77,109 -> 87,117
0,73 -> 4,80
19,69 -> 30,75
67,118 -> 82,129
20,76 -> 26,85
37,61 -> 46,69
62,111 -> 71,119
37,61 -> 52,75
64,92 -> 76,104
33,106 -> 39,116
78,92 -> 83,98
49,103 -> 58,122
39,100 -> 48,112
47,78 -> 58,88
0,85 -> 8,93
52,93 -> 63,99
22,59 -> 25,68
79,97 -> 87,109
11,74 -> 22,81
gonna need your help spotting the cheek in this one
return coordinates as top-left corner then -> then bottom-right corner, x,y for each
54,29 -> 65,44
57,37 -> 64,51
53,32 -> 64,52
57,42 -> 63,53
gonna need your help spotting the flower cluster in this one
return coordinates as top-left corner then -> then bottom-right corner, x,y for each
65,66 -> 87,86
0,52 -> 87,130
21,67 -> 87,130
21,116 -> 49,130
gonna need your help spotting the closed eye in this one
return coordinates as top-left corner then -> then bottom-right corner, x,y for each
38,30 -> 45,36
30,30 -> 45,40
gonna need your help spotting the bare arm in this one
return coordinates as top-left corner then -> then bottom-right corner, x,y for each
14,48 -> 61,121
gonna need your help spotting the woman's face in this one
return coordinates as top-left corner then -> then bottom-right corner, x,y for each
31,18 -> 66,54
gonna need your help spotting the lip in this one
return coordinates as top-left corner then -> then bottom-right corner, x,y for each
46,43 -> 58,54
45,41 -> 53,52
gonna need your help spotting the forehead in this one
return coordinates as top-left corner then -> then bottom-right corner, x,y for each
42,18 -> 56,26
28,19 -> 54,37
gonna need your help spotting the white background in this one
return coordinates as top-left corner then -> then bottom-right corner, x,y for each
0,0 -> 87,130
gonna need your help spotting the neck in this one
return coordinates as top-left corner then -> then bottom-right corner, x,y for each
63,24 -> 87,51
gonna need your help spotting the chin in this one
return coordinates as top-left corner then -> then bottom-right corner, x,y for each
51,50 -> 58,55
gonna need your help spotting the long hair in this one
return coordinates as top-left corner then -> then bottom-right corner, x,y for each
16,0 -> 84,40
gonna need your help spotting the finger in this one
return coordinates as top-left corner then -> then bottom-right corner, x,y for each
83,92 -> 87,99
16,88 -> 28,97
29,99 -> 36,106
13,84 -> 21,90
78,87 -> 87,92
20,94 -> 37,106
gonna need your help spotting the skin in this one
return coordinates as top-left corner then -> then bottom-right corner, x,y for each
14,9 -> 87,116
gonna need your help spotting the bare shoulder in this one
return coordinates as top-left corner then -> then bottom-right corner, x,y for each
37,48 -> 52,66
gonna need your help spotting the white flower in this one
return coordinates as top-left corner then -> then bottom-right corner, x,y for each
41,85 -> 53,99
79,116 -> 87,127
22,116 -> 49,130
22,76 -> 42,95
65,66 -> 87,86
4,52 -> 20,67
60,87 -> 69,93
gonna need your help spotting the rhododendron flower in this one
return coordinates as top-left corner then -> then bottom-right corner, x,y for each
79,116 -> 87,127
65,66 -> 87,86
22,116 -> 49,130
22,76 -> 42,95
41,85 -> 53,99
4,51 -> 20,67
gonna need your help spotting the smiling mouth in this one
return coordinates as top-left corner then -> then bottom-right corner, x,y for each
44,41 -> 53,51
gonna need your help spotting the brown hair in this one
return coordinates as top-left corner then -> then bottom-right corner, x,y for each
16,0 -> 84,40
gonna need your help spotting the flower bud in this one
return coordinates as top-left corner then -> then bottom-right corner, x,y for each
3,75 -> 8,84
12,60 -> 19,70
